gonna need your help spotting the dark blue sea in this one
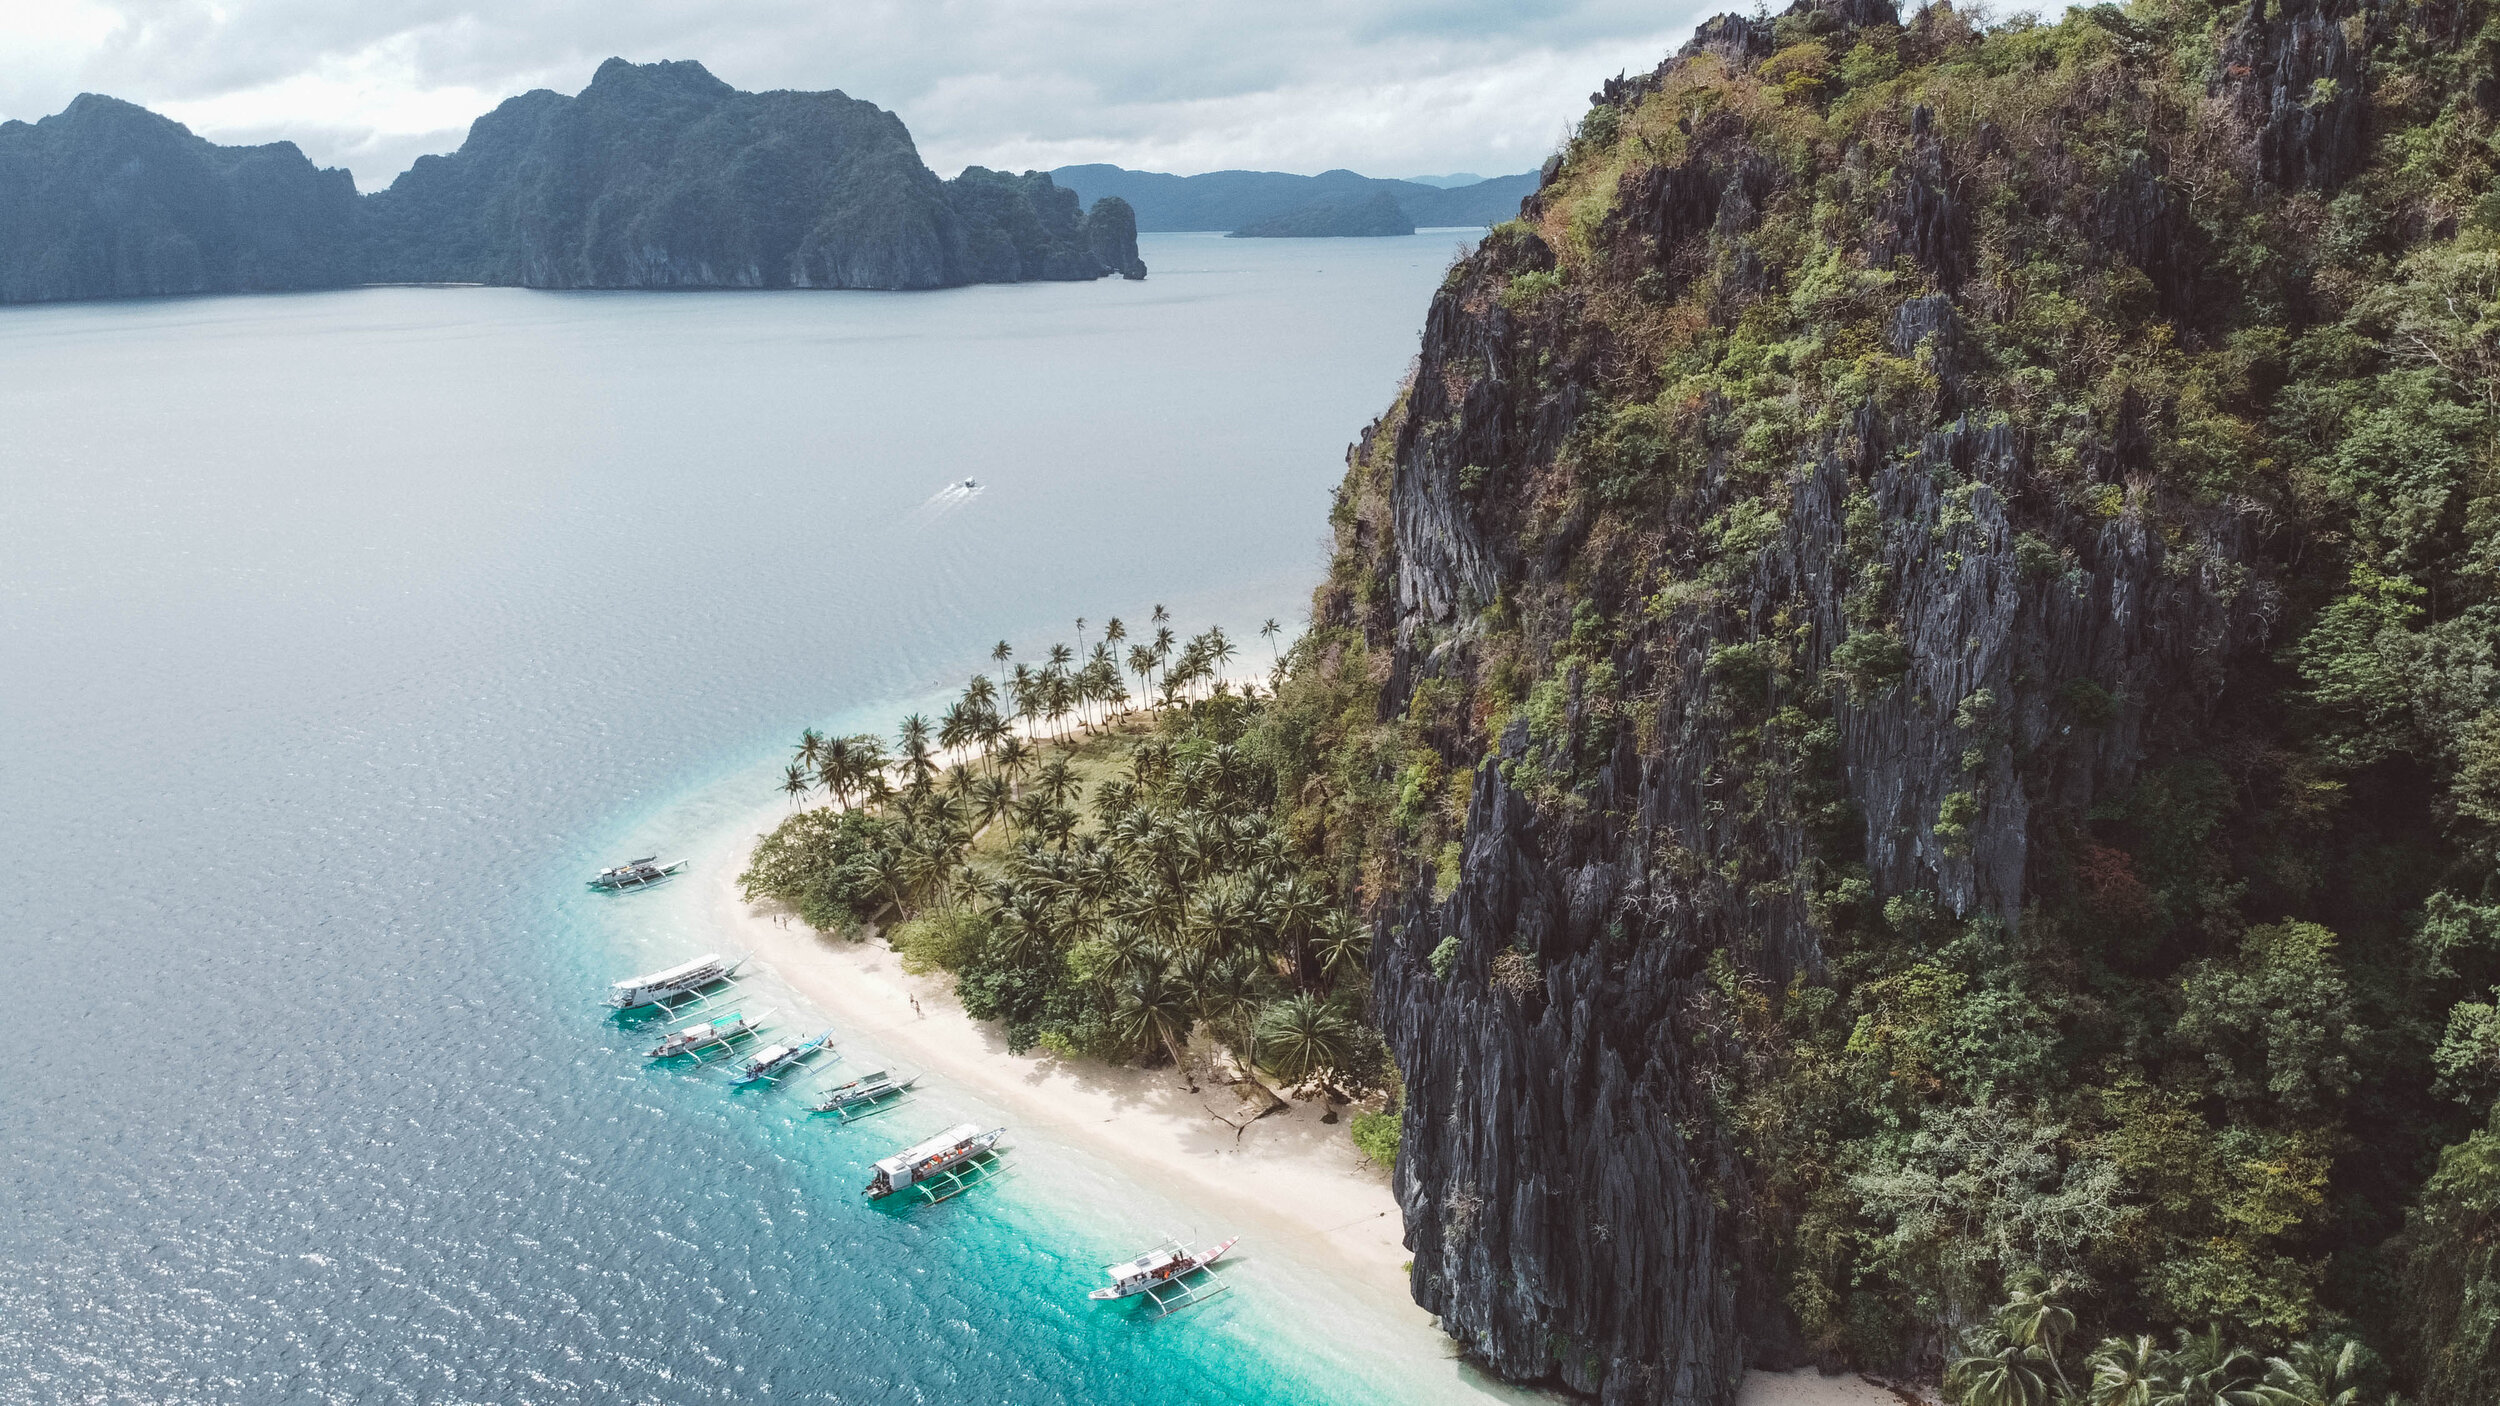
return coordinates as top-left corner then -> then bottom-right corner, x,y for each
0,232 -> 1514,1404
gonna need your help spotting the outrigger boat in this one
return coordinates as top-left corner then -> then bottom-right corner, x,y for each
729,1030 -> 834,1086
588,856 -> 688,891
646,1008 -> 771,1061
811,1069 -> 918,1121
606,953 -> 745,1012
864,1123 -> 1006,1203
1090,1236 -> 1239,1316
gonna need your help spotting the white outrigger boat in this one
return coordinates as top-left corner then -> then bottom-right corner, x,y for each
864,1122 -> 1006,1203
646,1008 -> 771,1061
811,1069 -> 918,1121
606,953 -> 746,1012
589,856 -> 688,891
1089,1236 -> 1239,1316
729,1030 -> 834,1086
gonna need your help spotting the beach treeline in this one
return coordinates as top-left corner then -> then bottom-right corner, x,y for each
740,611 -> 1400,1143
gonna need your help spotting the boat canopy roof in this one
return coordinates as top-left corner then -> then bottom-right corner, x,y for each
1103,1242 -> 1190,1278
875,1122 -> 982,1175
613,953 -> 724,991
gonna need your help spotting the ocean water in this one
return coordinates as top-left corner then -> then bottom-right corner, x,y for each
0,233 -> 1500,1404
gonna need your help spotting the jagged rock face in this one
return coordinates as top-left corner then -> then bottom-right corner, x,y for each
1081,196 -> 1148,279
0,96 -> 361,304
2213,0 -> 2366,191
367,59 -> 1144,290
1342,1 -> 2377,1399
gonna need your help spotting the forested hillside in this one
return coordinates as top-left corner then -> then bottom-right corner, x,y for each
1279,0 -> 2500,1399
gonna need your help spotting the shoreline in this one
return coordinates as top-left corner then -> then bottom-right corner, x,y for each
704,794 -> 1418,1288
695,788 -> 1928,1406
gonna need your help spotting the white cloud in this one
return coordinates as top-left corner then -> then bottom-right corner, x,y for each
0,0 -> 1723,190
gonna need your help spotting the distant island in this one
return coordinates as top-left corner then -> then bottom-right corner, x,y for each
1228,190 -> 1415,238
0,59 -> 1144,305
1049,164 -> 1533,236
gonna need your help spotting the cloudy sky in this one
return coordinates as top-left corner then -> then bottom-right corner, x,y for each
0,0 -> 1728,190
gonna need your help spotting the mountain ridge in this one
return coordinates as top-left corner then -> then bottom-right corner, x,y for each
0,60 -> 1147,303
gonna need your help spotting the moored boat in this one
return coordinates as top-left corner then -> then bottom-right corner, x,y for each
729,1030 -> 833,1086
647,1008 -> 771,1060
864,1122 -> 1004,1200
607,952 -> 743,1011
811,1069 -> 917,1118
1089,1236 -> 1239,1312
588,856 -> 687,891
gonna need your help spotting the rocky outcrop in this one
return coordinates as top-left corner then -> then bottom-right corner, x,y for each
366,59 -> 1143,290
2213,0 -> 2366,191
0,96 -> 361,304
1331,2 -> 2384,1400
0,60 -> 1145,304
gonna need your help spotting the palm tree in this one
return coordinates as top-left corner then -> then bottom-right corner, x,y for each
781,762 -> 813,807
1151,624 -> 1175,695
1261,618 -> 1281,663
971,775 -> 1013,831
796,727 -> 826,773
898,714 -> 937,790
1266,875 -> 1329,988
995,888 -> 1061,966
995,734 -> 1036,789
1948,1328 -> 2051,1406
992,640 -> 1012,668
1999,1279 -> 2077,1398
1035,756 -> 1081,810
938,701 -> 973,755
2088,1336 -> 2168,1406
1313,911 -> 1370,986
1113,963 -> 1197,1088
1102,618 -> 1128,705
1074,617 -> 1087,655
1207,624 -> 1236,684
2258,1340 -> 2362,1406
1256,993 -> 1359,1083
1127,644 -> 1157,711
2158,1327 -> 2265,1406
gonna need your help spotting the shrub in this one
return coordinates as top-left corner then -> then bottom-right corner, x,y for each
1351,1107 -> 1401,1168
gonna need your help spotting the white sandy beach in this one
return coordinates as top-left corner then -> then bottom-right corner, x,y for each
698,787 -> 1926,1406
706,803 -> 1414,1281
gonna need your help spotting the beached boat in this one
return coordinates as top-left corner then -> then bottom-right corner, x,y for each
1089,1236 -> 1239,1315
607,952 -> 744,1011
729,1030 -> 833,1086
588,856 -> 687,891
811,1069 -> 917,1120
646,1008 -> 771,1061
864,1122 -> 1005,1202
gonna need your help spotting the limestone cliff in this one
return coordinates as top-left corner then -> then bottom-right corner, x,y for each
0,60 -> 1146,303
0,96 -> 360,304
1302,2 -> 2500,1400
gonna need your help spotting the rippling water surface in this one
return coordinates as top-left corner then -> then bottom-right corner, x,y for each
0,233 -> 1485,1404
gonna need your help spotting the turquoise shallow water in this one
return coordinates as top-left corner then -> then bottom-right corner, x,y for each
0,233 -> 1497,1404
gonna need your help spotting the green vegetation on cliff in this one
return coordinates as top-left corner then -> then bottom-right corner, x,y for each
1281,0 -> 2498,1399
